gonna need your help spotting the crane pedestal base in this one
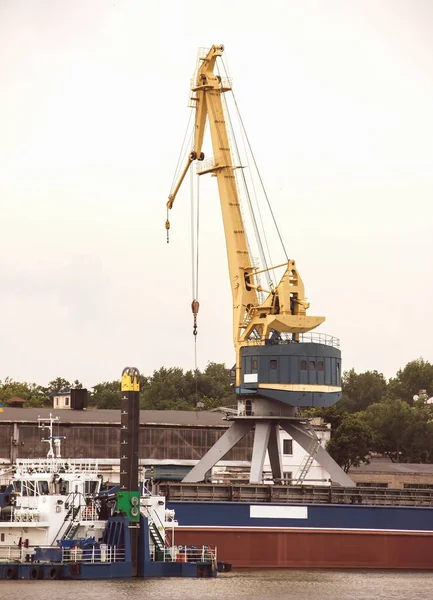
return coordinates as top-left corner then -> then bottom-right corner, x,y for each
182,416 -> 355,487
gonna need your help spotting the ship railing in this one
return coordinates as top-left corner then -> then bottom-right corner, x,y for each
172,545 -> 217,564
151,545 -> 217,564
15,458 -> 100,474
11,508 -> 41,522
0,546 -> 21,562
62,545 -> 125,563
80,503 -> 99,521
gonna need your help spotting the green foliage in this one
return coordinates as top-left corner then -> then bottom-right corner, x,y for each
362,397 -> 433,463
326,414 -> 373,473
362,399 -> 414,462
340,368 -> 387,412
139,362 -> 235,410
387,358 -> 433,405
91,381 -> 122,409
302,404 -> 348,431
45,377 -> 71,395
86,362 -> 235,411
0,378 -> 49,407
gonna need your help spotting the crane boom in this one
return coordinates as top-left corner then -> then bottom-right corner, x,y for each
167,45 -> 324,387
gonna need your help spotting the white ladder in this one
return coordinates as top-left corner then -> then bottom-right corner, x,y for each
294,425 -> 322,485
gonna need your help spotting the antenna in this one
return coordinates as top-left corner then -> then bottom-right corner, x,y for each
38,413 -> 65,459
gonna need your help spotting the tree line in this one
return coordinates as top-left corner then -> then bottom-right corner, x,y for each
0,362 -> 235,411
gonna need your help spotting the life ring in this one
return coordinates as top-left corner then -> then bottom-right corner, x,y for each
4,565 -> 17,580
48,565 -> 62,580
130,506 -> 139,517
29,565 -> 43,580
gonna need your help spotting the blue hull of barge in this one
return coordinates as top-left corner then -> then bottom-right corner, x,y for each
167,501 -> 433,532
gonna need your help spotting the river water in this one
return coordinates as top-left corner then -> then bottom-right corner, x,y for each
1,570 -> 432,599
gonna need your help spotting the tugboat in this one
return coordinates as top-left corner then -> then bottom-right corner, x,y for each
0,368 -> 219,580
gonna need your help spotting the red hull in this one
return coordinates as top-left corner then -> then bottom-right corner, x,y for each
175,527 -> 433,569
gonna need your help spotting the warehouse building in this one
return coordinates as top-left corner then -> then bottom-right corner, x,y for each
0,407 -> 331,486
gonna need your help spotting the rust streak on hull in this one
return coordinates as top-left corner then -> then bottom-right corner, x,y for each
175,528 -> 433,569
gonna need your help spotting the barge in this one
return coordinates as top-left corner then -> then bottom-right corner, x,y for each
162,482 -> 433,569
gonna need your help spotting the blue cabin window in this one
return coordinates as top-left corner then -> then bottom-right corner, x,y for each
300,360 -> 307,371
309,361 -> 316,371
270,360 -> 277,369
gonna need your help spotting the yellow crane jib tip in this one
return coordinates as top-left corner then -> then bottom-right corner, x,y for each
121,367 -> 140,392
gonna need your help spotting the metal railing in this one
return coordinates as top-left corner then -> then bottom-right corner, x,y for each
269,332 -> 340,348
196,158 -> 216,174
174,545 -> 217,564
62,545 -> 124,563
151,544 -> 217,564
15,458 -> 99,474
160,482 -> 433,508
0,546 -> 21,562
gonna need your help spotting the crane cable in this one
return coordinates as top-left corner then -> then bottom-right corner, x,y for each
221,55 -> 289,263
190,166 -> 200,409
167,110 -> 194,243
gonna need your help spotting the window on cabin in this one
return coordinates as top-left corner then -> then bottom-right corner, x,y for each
84,481 -> 99,495
38,481 -> 49,495
318,361 -> 324,372
252,359 -> 257,370
300,360 -> 307,371
309,361 -> 316,371
22,481 -> 36,496
270,360 -> 277,369
65,397 -> 70,406
59,480 -> 69,495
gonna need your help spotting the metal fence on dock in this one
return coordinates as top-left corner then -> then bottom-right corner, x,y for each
159,482 -> 433,507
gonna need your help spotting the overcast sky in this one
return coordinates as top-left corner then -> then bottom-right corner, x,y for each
1,0 -> 432,388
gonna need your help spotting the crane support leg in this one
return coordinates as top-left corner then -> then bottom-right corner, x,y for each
268,423 -> 283,482
281,422 -> 355,488
182,420 -> 253,483
250,421 -> 272,483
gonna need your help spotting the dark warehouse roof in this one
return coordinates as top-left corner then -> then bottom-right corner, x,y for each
0,407 -> 230,428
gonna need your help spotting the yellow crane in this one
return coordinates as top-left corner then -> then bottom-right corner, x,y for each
166,45 -> 353,487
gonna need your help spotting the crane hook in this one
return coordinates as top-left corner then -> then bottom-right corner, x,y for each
191,299 -> 200,336
165,210 -> 170,243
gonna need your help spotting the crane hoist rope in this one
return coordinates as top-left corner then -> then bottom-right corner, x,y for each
219,56 -> 289,264
190,164 -> 200,338
190,162 -> 201,410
